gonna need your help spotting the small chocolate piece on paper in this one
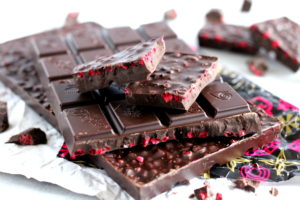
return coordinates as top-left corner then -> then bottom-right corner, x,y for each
247,56 -> 269,76
73,37 -> 166,93
0,101 -> 9,133
6,128 -> 47,145
241,0 -> 252,12
269,187 -> 278,197
232,178 -> 260,192
206,9 -> 223,24
164,9 -> 177,20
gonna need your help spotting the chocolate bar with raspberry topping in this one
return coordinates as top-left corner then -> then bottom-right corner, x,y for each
198,23 -> 258,54
91,105 -> 281,200
250,17 -> 300,72
126,52 -> 219,111
72,37 -> 166,93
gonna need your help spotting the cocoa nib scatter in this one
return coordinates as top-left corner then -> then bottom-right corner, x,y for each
6,128 -> 47,145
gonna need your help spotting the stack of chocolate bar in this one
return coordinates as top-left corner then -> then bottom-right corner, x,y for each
0,21 -> 282,200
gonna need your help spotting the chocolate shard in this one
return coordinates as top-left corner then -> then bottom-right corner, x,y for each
91,105 -> 282,200
194,184 -> 214,200
247,56 -> 269,76
0,101 -> 9,133
126,52 -> 219,111
241,0 -> 252,12
73,37 -> 166,93
6,128 -> 47,145
198,23 -> 258,54
206,9 -> 223,24
251,17 -> 300,72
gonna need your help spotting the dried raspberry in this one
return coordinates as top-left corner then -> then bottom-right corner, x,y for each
224,131 -> 233,137
201,33 -> 210,39
121,65 -> 128,69
96,148 -> 105,155
162,93 -> 173,103
162,136 -> 170,142
129,143 -> 135,148
187,131 -> 194,138
199,131 -> 209,138
262,32 -> 270,39
215,193 -> 223,200
136,156 -> 144,163
239,130 -> 246,137
250,25 -> 257,30
271,40 -> 279,48
151,138 -> 160,145
77,72 -> 84,78
238,41 -> 248,48
89,69 -> 95,76
74,149 -> 85,156
138,59 -> 145,66
215,35 -> 222,42
199,191 -> 208,200
89,148 -> 96,155
19,134 -> 33,145
142,137 -> 150,147
173,95 -> 180,102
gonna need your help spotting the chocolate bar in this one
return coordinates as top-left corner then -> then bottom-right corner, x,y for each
126,53 -> 219,110
0,101 -> 9,132
251,17 -> 300,72
198,23 -> 258,54
72,37 -> 166,93
91,106 -> 281,200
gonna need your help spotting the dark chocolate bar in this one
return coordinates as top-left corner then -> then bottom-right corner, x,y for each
91,106 -> 281,200
126,53 -> 219,110
0,101 -> 9,132
251,17 -> 300,72
198,23 -> 258,54
72,37 -> 166,93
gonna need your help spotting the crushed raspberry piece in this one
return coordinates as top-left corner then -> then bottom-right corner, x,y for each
199,131 -> 209,138
239,130 -> 246,137
136,156 -> 144,163
125,88 -> 130,94
74,149 -> 85,156
292,58 -> 298,64
173,95 -> 180,102
121,65 -> 128,69
162,93 -> 173,103
89,69 -> 95,76
187,131 -> 194,138
138,59 -> 145,65
19,134 -> 33,145
89,148 -> 96,155
214,35 -> 222,42
284,51 -> 290,58
129,143 -> 135,148
96,148 -> 105,155
199,191 -> 208,200
201,33 -> 210,39
151,138 -> 160,145
238,41 -> 248,48
95,70 -> 100,75
215,193 -> 223,200
142,137 -> 150,147
272,41 -> 279,48
262,32 -> 270,39
224,131 -> 233,137
153,48 -> 157,53
77,72 -> 84,78
161,136 -> 170,142
183,151 -> 192,155
250,25 -> 257,30
105,146 -> 110,151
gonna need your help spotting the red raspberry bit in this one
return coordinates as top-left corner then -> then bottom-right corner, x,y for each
19,134 -> 33,145
233,132 -> 239,137
105,146 -> 110,151
95,70 -> 100,75
272,40 -> 279,48
239,130 -> 246,137
238,41 -> 248,48
121,65 -> 128,70
199,191 -> 208,200
183,151 -> 192,155
187,131 -> 194,138
250,25 -> 257,30
135,156 -> 144,163
74,149 -> 85,156
125,88 -> 130,94
262,32 -> 270,39
292,58 -> 298,64
284,51 -> 290,58
108,68 -> 113,72
77,72 -> 84,78
129,143 -> 135,148
96,148 -> 105,155
162,93 -> 173,103
138,59 -> 145,66
173,95 -> 180,102
152,47 -> 157,53
224,131 -> 232,137
215,193 -> 223,200
142,137 -> 150,147
201,33 -> 209,39
151,138 -> 160,145
89,69 -> 95,76
162,136 -> 170,142
89,148 -> 96,156
199,131 -> 209,138
214,35 -> 222,42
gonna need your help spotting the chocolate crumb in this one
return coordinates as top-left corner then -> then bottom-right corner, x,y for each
65,12 -> 79,27
164,9 -> 177,20
175,179 -> 190,186
0,101 -> 9,133
247,56 -> 269,76
232,178 -> 260,193
206,9 -> 223,24
194,183 -> 214,200
6,128 -> 47,145
189,193 -> 195,198
241,0 -> 252,12
269,187 -> 278,197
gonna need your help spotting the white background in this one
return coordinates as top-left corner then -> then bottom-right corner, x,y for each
0,0 -> 300,199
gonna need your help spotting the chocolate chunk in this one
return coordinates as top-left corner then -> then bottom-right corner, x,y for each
194,184 -> 214,200
73,37 -> 166,93
241,0 -> 252,12
126,52 -> 219,110
251,17 -> 300,72
232,178 -> 260,193
247,56 -> 269,76
0,101 -> 9,132
164,9 -> 177,20
198,23 -> 258,54
269,187 -> 278,196
206,9 -> 223,24
6,128 -> 47,145
64,12 -> 79,27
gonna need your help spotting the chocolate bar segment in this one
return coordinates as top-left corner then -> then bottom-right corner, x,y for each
107,27 -> 143,47
198,23 -> 258,54
32,35 -> 68,57
0,101 -> 9,133
126,52 -> 219,110
73,37 -> 166,93
251,17 -> 300,72
92,106 -> 282,200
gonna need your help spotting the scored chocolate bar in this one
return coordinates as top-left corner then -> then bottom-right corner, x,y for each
251,17 -> 300,72
72,37 -> 166,93
31,21 -> 262,154
91,106 -> 281,200
198,23 -> 258,54
126,52 -> 219,110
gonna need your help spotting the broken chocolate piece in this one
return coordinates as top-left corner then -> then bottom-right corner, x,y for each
64,12 -> 79,27
126,52 -> 219,110
73,37 -> 166,93
164,9 -> 177,20
0,101 -> 9,133
241,0 -> 252,12
247,56 -> 268,76
269,187 -> 278,197
206,9 -> 223,24
232,178 -> 260,192
6,128 -> 47,145
194,184 -> 214,200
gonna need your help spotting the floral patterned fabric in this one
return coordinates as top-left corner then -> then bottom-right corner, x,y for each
58,68 -> 300,182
